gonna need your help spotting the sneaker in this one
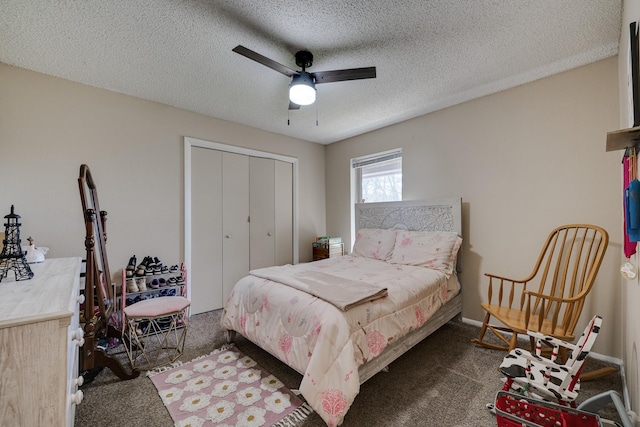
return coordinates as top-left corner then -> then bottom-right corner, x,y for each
126,255 -> 136,271
170,265 -> 179,273
135,256 -> 149,277
126,278 -> 139,293
136,277 -> 147,292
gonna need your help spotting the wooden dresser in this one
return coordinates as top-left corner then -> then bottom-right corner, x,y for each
0,257 -> 84,426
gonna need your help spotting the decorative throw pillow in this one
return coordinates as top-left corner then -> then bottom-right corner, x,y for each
352,228 -> 397,260
389,230 -> 462,274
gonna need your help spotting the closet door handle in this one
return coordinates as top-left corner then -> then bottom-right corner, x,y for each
267,232 -> 272,236
225,234 -> 231,238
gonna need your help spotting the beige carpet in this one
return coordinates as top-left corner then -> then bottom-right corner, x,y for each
76,309 -> 625,426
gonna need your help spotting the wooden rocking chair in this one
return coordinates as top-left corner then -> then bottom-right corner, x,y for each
472,224 -> 608,359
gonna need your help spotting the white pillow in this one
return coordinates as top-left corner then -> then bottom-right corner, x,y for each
352,228 -> 397,260
389,230 -> 462,274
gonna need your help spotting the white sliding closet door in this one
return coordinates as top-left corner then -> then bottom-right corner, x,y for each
249,157 -> 276,270
222,152 -> 250,304
187,138 -> 296,315
190,147 -> 223,314
275,160 -> 293,266
248,158 -> 293,269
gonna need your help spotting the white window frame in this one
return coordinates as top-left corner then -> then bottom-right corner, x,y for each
350,148 -> 402,244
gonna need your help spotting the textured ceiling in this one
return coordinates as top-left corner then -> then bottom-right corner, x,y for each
0,1 -> 622,144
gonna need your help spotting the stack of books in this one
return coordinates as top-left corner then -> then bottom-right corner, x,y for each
313,236 -> 342,247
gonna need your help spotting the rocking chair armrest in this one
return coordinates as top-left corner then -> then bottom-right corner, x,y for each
484,272 -> 528,283
524,290 -> 585,304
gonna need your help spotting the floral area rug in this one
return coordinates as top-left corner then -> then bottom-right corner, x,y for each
148,345 -> 313,427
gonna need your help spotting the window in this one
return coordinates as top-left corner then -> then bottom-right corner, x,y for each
352,149 -> 402,203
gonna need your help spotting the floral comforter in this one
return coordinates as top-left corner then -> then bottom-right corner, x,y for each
220,254 -> 459,426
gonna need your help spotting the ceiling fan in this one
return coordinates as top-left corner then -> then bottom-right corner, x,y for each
232,45 -> 376,109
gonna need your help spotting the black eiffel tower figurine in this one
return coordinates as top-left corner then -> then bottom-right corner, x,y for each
0,205 -> 34,282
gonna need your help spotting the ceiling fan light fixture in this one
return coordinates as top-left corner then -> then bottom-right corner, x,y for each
289,72 -> 316,106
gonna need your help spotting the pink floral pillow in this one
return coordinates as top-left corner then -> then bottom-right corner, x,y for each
352,228 -> 397,260
389,230 -> 462,274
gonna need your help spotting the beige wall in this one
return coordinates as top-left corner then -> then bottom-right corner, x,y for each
619,0 -> 640,417
326,57 -> 621,359
0,63 -> 326,284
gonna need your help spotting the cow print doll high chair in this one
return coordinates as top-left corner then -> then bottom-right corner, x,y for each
498,315 -> 602,407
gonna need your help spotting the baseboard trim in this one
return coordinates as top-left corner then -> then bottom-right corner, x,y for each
460,316 -> 622,365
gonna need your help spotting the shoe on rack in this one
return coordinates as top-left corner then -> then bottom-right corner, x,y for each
152,257 -> 162,274
169,265 -> 179,273
126,255 -> 137,274
136,277 -> 147,292
126,278 -> 139,293
149,279 -> 160,289
135,256 -> 149,277
167,277 -> 177,285
161,265 -> 169,274
127,255 -> 136,270
159,278 -> 167,287
145,256 -> 154,275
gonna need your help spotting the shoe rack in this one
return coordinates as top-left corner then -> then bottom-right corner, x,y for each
118,259 -> 188,328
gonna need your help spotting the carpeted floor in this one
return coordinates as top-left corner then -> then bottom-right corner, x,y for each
75,309 -> 625,426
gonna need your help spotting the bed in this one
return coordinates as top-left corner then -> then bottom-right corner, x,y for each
221,198 -> 463,426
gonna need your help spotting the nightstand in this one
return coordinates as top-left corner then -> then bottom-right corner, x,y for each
312,241 -> 344,261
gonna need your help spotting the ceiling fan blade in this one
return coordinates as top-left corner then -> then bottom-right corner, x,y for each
288,100 -> 301,110
312,67 -> 376,84
232,45 -> 297,77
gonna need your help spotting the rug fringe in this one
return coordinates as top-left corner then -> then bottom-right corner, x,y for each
147,344 -> 236,377
146,360 -> 184,376
271,402 -> 314,427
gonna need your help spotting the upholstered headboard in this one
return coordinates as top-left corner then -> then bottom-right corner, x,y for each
355,198 -> 462,235
355,198 -> 463,273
